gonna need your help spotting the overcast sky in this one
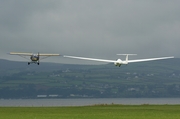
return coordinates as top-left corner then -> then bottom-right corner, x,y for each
0,0 -> 179,64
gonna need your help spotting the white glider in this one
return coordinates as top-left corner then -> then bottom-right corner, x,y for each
64,54 -> 174,67
10,52 -> 60,65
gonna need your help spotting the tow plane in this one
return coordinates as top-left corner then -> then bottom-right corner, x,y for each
64,54 -> 174,67
10,52 -> 60,65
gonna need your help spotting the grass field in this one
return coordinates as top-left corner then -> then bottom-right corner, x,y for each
1,105 -> 180,119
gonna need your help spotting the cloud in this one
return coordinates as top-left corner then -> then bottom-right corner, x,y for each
0,0 -> 179,64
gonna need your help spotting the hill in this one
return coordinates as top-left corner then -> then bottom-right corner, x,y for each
0,58 -> 180,98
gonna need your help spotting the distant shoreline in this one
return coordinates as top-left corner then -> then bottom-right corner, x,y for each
1,98 -> 180,107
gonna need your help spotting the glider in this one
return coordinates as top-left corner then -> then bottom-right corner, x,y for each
64,54 -> 174,67
10,52 -> 60,65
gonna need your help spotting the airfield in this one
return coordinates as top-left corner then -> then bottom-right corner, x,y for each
1,98 -> 180,119
1,105 -> 180,119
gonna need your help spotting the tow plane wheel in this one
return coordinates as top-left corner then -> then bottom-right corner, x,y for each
28,62 -> 30,65
37,62 -> 40,65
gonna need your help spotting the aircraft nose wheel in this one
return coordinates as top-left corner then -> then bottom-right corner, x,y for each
28,62 -> 30,65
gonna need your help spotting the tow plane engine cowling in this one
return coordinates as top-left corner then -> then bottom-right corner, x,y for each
114,59 -> 122,67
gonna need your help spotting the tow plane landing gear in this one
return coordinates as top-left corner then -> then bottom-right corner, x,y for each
27,62 -> 40,65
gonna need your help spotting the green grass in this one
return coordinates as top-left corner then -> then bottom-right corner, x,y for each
1,105 -> 180,119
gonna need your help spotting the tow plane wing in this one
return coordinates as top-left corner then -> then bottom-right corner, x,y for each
10,52 -> 60,56
10,52 -> 33,56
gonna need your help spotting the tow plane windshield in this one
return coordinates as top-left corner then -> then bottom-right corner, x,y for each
10,52 -> 60,65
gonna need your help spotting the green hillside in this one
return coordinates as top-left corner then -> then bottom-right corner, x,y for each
0,58 -> 180,98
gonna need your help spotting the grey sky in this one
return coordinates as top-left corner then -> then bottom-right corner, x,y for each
0,0 -> 179,64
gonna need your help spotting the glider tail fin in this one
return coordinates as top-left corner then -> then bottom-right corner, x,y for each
116,54 -> 137,64
38,52 -> 40,65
